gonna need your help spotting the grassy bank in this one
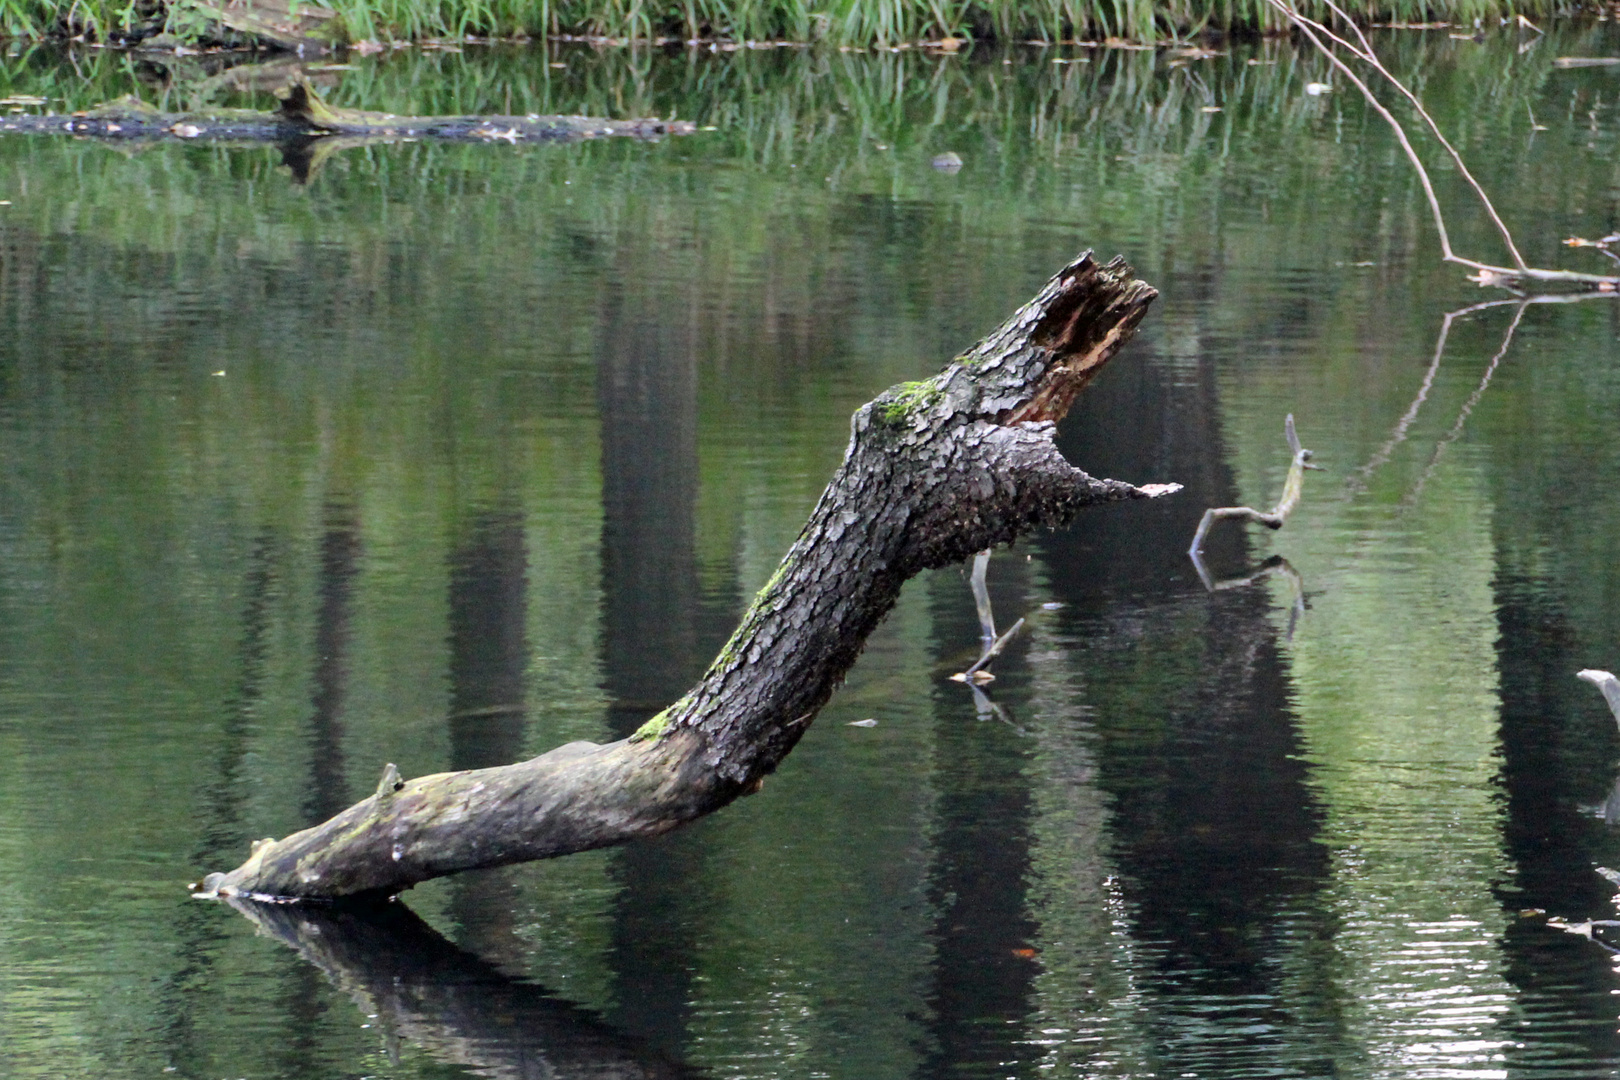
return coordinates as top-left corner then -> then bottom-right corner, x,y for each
0,0 -> 1585,49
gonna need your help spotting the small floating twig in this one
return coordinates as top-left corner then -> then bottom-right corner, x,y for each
1188,414 -> 1320,555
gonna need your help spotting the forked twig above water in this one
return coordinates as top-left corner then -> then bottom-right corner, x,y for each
953,548 -> 1026,683
1188,414 -> 1320,555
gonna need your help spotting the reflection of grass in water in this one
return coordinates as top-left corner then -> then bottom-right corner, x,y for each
0,0 -> 1579,47
2,28 -> 1555,132
0,28 -> 1596,261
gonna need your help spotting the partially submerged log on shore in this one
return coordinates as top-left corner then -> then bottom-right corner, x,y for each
0,82 -> 694,147
197,250 -> 1180,903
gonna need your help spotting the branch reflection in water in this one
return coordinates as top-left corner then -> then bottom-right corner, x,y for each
948,549 -> 1031,734
224,897 -> 693,1080
1189,552 -> 1307,641
1352,293 -> 1619,501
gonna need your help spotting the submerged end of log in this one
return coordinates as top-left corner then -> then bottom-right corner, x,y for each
198,249 -> 1179,903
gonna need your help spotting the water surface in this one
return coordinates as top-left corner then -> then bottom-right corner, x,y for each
4,27 -> 1620,1079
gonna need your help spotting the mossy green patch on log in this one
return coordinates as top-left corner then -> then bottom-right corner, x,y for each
875,378 -> 945,427
631,706 -> 676,742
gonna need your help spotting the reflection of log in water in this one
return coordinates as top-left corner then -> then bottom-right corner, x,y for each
1493,583 -> 1620,1063
4,83 -> 695,147
3,82 -> 696,184
446,505 -> 530,954
922,551 -> 1043,1078
595,259 -> 705,1056
306,501 -> 361,822
448,506 -> 529,772
226,897 -> 695,1080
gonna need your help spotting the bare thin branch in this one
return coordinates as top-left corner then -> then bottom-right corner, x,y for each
965,617 -> 1026,677
1312,0 -> 1528,272
1405,300 -> 1527,502
1266,0 -> 1620,289
970,549 -> 996,644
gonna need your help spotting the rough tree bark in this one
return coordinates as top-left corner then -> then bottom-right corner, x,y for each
198,250 -> 1179,903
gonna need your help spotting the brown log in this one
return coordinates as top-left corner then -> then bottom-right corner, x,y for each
197,250 -> 1179,903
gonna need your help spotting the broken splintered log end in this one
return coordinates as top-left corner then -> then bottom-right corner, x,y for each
1578,669 -> 1620,725
276,81 -> 344,130
375,763 -> 403,799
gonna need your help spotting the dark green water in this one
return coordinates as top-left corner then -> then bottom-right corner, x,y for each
4,25 -> 1620,1079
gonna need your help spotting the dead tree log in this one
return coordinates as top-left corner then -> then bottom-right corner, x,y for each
198,250 -> 1180,903
2,83 -> 693,147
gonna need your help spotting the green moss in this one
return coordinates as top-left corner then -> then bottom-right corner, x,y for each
875,378 -> 943,426
631,707 -> 672,742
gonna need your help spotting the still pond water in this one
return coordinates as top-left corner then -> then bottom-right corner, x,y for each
5,24 -> 1620,1080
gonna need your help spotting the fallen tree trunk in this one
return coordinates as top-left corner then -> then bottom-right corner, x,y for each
2,82 -> 692,147
198,250 -> 1179,903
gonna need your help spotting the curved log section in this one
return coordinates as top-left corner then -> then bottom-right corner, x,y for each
198,250 -> 1179,903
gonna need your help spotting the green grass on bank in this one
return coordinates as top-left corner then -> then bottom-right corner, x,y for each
0,0 -> 1586,48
